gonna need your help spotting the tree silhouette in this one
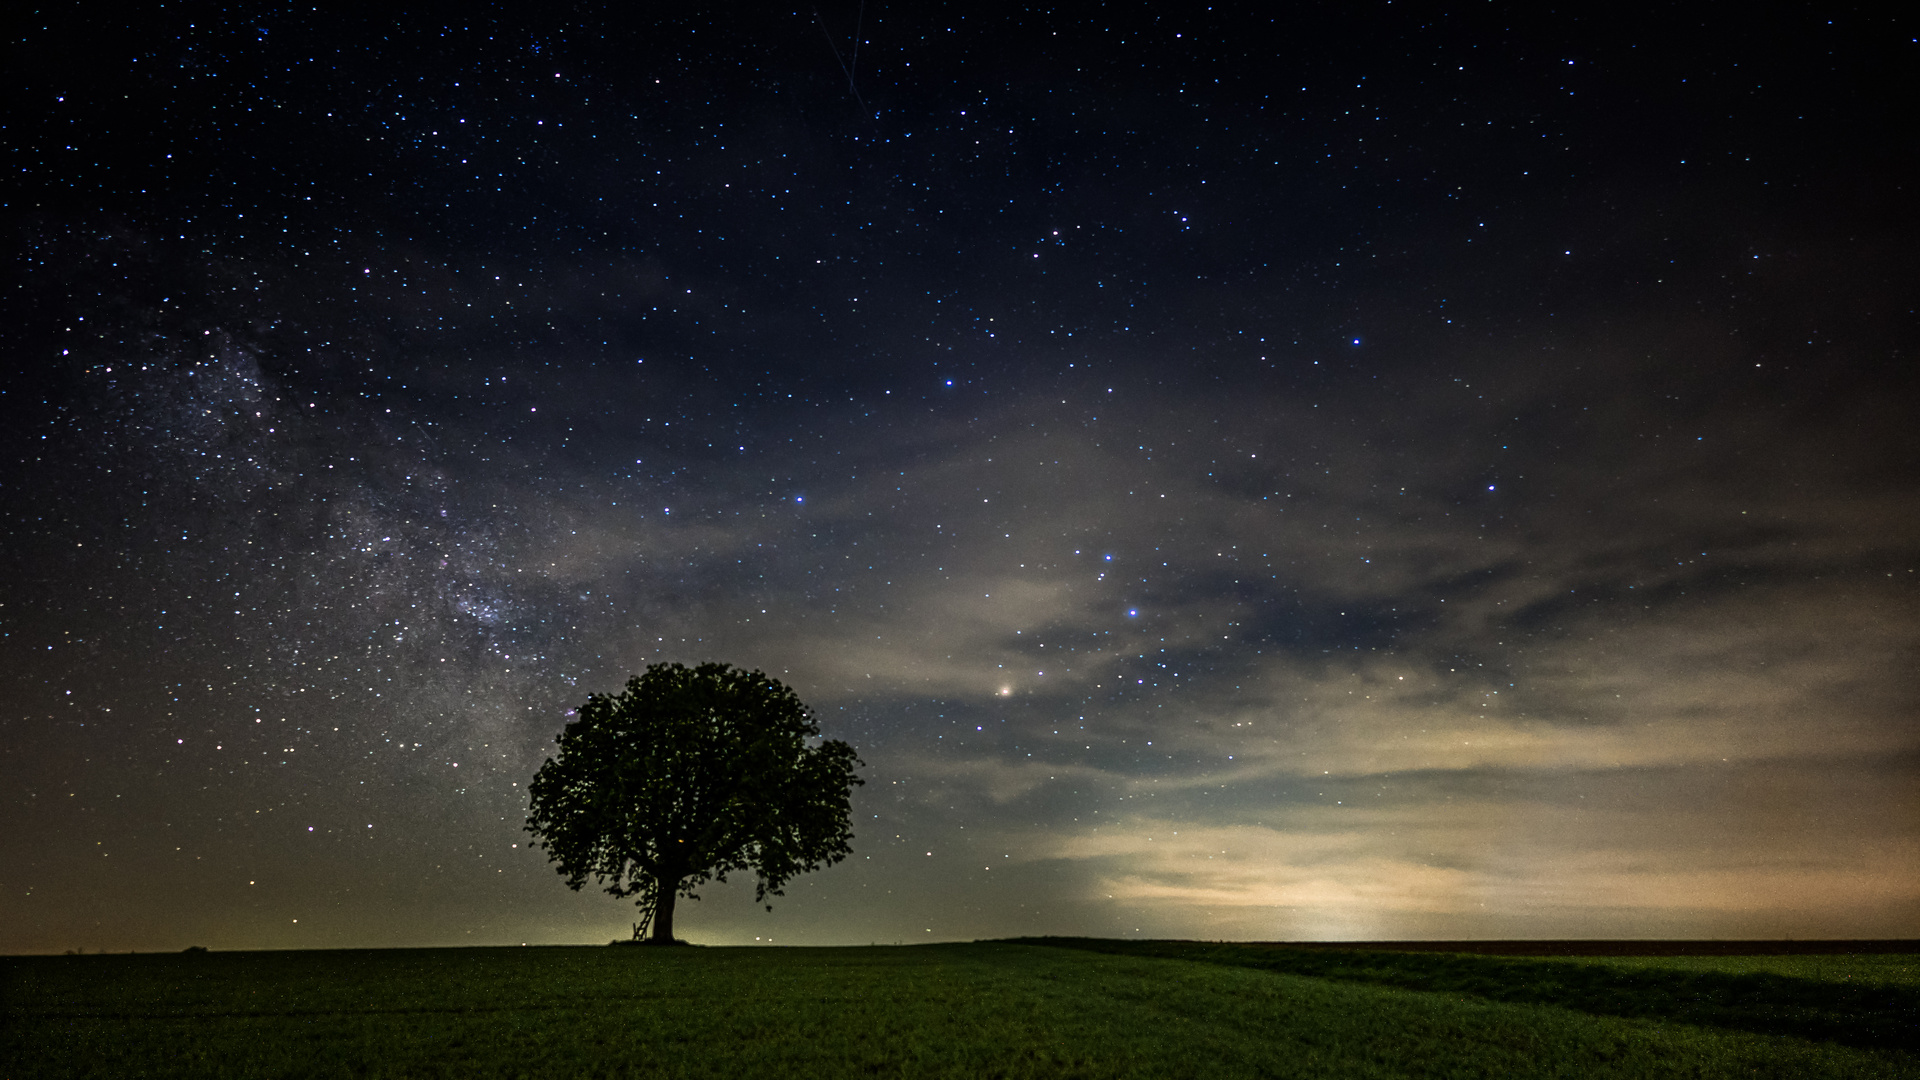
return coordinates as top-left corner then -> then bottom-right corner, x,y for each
525,662 -> 863,944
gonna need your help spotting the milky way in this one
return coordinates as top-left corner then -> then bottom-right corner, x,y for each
4,6 -> 1916,952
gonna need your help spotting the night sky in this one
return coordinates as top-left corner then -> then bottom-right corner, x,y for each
5,5 -> 1916,954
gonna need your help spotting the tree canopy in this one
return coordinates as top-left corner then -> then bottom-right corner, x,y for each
524,662 -> 864,944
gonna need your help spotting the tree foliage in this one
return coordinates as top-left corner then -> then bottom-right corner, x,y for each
524,662 -> 863,943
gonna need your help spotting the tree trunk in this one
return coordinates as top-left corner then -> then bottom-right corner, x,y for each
650,876 -> 678,944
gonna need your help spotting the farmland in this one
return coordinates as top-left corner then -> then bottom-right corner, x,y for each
4,940 -> 1914,1078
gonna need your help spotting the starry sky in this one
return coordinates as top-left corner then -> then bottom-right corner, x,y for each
4,5 -> 1917,953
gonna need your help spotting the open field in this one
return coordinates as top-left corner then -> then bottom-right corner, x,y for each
4,941 -> 1916,1078
1017,939 -> 1920,1052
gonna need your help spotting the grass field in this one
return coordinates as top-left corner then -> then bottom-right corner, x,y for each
1019,938 -> 1920,1051
4,941 -> 1915,1078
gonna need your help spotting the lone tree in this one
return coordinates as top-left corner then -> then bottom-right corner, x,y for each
525,661 -> 863,944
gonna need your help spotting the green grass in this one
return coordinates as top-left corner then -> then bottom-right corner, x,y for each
1554,953 -> 1920,987
1019,937 -> 1920,1052
3,942 -> 1914,1078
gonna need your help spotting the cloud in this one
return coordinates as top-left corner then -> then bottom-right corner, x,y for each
648,366 -> 1919,939
1023,772 -> 1920,939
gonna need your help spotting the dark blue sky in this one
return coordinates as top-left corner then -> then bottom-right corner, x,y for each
4,3 -> 1915,951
